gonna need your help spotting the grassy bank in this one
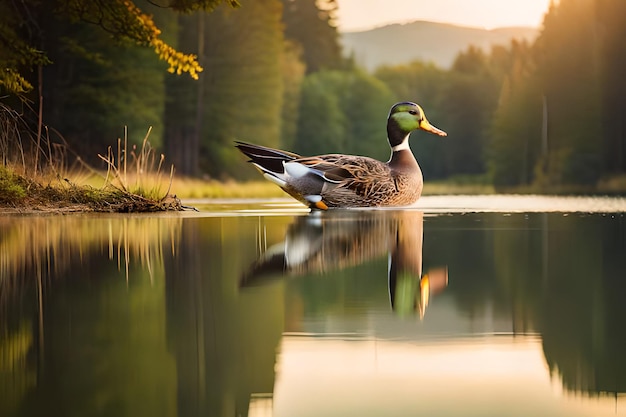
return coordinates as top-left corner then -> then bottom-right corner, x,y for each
0,128 -> 186,213
0,165 -> 183,213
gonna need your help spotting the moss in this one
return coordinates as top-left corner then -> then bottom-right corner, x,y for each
0,166 -> 27,203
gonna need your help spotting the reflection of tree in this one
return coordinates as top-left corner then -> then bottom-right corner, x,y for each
165,217 -> 286,417
0,214 -> 290,417
0,216 -> 182,284
492,213 -> 626,396
491,214 -> 544,333
0,321 -> 36,416
540,215 -> 626,395
18,264 -> 178,417
0,216 -> 183,417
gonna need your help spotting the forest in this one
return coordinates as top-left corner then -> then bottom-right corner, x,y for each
2,0 -> 626,190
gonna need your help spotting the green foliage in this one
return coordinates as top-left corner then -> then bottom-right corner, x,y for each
164,0 -> 285,178
1,0 -> 345,184
534,0 -> 604,185
440,46 -> 502,176
281,0 -> 344,73
0,166 -> 27,202
340,71 -> 396,159
0,2 -> 51,95
280,40 -> 307,150
40,7 -> 171,161
378,0 -> 621,189
372,1 -> 626,189
295,72 -> 348,155
488,44 -> 542,187
598,0 -> 626,174
1,1 -> 240,97
293,69 -> 394,159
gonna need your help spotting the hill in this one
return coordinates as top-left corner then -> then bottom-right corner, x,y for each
340,21 -> 539,71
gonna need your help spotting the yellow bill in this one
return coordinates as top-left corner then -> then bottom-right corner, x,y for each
420,118 -> 447,137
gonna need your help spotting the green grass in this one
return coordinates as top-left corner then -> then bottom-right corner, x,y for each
0,165 -> 27,203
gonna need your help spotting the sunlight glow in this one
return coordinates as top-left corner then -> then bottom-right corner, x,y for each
335,0 -> 552,31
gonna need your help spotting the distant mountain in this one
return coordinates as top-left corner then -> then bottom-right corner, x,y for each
340,21 -> 539,71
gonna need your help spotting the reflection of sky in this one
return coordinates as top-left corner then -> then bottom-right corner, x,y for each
273,336 -> 625,417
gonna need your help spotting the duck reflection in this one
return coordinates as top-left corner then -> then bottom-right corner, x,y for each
242,210 -> 447,317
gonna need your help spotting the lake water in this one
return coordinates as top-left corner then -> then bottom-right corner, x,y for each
1,195 -> 626,417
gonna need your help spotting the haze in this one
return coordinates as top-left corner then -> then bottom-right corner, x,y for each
336,0 -> 552,31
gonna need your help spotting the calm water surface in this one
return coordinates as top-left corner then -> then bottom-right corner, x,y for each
1,195 -> 626,417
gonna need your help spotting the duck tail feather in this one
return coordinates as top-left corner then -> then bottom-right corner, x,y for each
235,141 -> 301,175
235,141 -> 300,160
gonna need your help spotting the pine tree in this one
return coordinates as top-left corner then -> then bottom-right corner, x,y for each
439,46 -> 501,176
535,0 -> 603,185
39,3 -> 175,161
281,0 -> 343,73
597,0 -> 626,174
488,44 -> 542,187
164,0 -> 284,178
293,69 -> 393,159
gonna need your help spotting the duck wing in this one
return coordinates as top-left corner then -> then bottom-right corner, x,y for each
289,154 -> 394,200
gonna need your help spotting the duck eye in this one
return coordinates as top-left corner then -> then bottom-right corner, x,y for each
408,110 -> 418,115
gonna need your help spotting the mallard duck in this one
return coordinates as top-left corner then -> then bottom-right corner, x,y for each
235,101 -> 446,209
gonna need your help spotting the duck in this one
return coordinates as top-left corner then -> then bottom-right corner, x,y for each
235,101 -> 446,209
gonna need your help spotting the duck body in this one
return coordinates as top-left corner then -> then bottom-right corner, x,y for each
235,102 -> 446,210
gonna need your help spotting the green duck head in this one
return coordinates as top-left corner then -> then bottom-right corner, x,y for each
387,102 -> 447,148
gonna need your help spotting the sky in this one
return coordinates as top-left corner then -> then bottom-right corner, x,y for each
335,0 -> 552,32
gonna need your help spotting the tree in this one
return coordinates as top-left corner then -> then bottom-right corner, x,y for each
37,3 -> 175,160
597,0 -> 626,174
488,45 -> 542,188
294,72 -> 348,156
439,46 -> 501,176
165,0 -> 285,178
0,0 -> 241,175
281,0 -> 343,74
0,0 -> 239,97
534,0 -> 603,185
293,69 -> 394,159
280,40 -> 307,150
340,70 -> 396,160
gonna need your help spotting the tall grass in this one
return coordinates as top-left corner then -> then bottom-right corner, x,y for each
0,101 -> 181,211
97,127 -> 174,201
0,102 -> 73,182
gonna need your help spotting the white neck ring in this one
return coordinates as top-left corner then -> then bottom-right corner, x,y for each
391,135 -> 411,152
